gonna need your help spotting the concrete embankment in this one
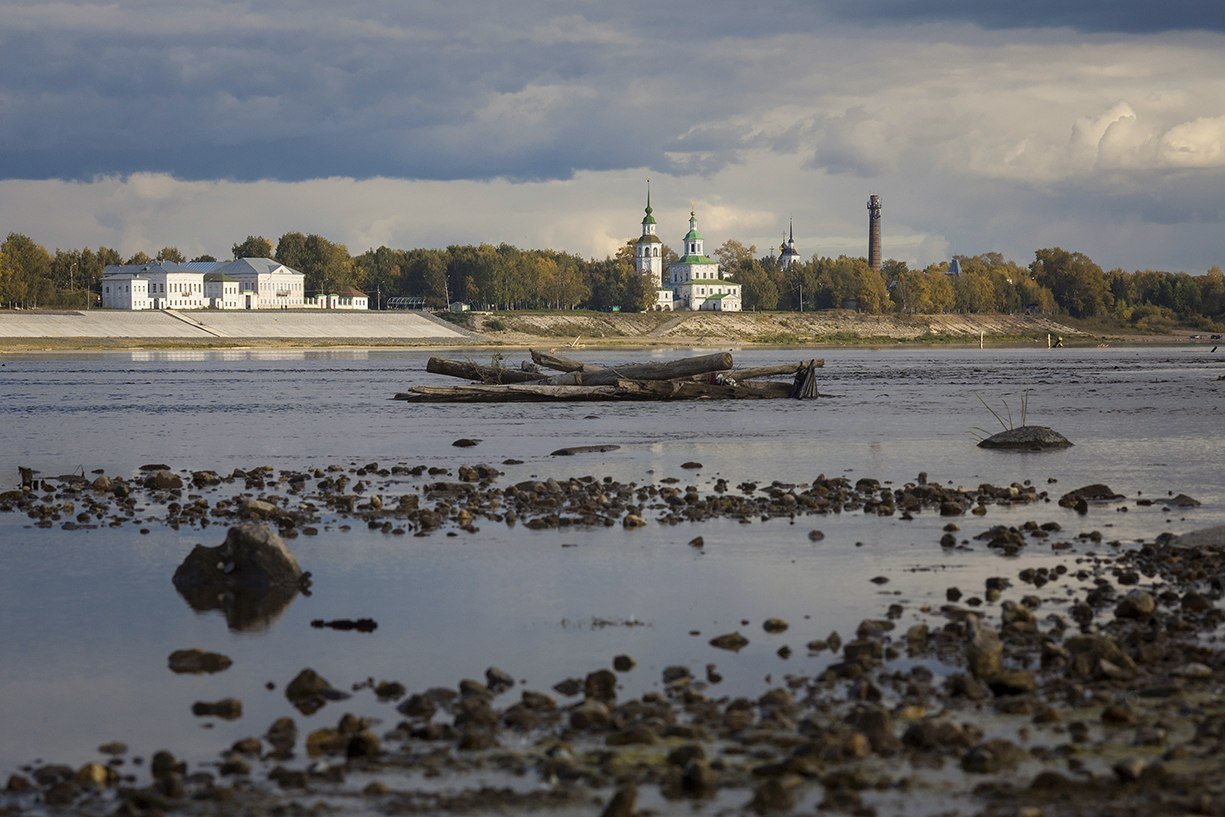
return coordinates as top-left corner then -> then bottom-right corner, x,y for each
0,310 -> 475,342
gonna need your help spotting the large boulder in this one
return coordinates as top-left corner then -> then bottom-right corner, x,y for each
172,525 -> 306,631
977,426 -> 1072,450
1173,525 -> 1225,550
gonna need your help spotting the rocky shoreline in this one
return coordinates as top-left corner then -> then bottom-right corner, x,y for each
2,462 -> 1225,816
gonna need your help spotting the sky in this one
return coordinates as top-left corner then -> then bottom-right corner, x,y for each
1,0 -> 1223,273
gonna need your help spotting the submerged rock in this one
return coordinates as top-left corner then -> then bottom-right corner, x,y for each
172,524 -> 306,631
977,426 -> 1072,450
168,649 -> 233,674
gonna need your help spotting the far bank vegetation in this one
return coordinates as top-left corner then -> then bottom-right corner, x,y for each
1,231 -> 1222,332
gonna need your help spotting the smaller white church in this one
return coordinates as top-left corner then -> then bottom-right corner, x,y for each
633,189 -> 741,311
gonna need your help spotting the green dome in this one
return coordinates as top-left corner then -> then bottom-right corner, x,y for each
684,227 -> 703,242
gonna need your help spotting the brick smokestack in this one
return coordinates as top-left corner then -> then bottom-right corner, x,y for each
867,194 -> 882,272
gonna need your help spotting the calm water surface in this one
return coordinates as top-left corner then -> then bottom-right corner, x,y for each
0,345 -> 1222,773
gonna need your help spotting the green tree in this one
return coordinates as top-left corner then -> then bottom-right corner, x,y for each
714,239 -> 756,277
191,254 -> 218,263
0,233 -> 53,307
233,236 -> 274,259
274,232 -> 309,272
355,245 -> 407,306
729,258 -> 779,310
156,246 -> 185,263
1030,248 -> 1112,318
126,251 -> 153,266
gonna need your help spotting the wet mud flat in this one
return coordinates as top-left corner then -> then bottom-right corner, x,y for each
2,462 -> 1225,816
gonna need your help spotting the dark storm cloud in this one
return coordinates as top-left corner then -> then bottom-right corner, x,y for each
0,0 -> 788,183
823,0 -> 1225,34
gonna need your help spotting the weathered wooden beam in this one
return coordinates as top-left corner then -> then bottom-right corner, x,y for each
397,384 -> 633,403
540,351 -> 734,386
682,361 -> 823,382
529,349 -> 601,373
426,357 -> 543,384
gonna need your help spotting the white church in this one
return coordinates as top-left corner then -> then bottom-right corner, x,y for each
633,190 -> 742,311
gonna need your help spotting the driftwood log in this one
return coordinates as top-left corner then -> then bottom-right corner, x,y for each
395,377 -> 793,403
426,357 -> 542,384
529,350 -> 601,374
681,361 -> 823,382
538,351 -> 733,386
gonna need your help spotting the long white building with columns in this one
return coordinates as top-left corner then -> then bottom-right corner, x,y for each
99,258 -> 364,310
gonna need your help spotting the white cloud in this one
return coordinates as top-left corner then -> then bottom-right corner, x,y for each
1159,116 -> 1225,168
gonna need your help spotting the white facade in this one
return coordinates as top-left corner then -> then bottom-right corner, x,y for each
666,211 -> 742,312
204,274 -> 245,310
317,287 -> 369,310
100,272 -> 151,310
101,258 -> 305,310
220,258 -> 306,309
633,187 -> 671,310
779,220 -> 801,269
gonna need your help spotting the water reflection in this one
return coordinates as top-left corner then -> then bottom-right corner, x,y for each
172,578 -> 301,633
127,349 -> 371,363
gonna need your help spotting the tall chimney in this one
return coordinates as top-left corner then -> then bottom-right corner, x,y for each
867,194 -> 882,272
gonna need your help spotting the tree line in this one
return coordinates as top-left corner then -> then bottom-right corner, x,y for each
2,230 -> 1222,327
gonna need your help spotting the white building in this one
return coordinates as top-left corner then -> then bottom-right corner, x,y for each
204,272 -> 245,310
101,258 -> 306,310
779,219 -> 801,269
666,211 -> 742,311
218,258 -> 306,309
633,186 -> 674,311
317,286 -> 369,310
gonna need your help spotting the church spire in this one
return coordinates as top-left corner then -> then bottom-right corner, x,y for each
642,180 -> 655,226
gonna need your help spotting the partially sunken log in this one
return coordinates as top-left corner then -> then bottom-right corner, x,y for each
397,377 -> 795,403
426,357 -> 542,384
539,351 -> 733,386
401,384 -> 628,403
977,426 -> 1073,450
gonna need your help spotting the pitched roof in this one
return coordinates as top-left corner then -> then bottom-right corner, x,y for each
213,258 -> 304,277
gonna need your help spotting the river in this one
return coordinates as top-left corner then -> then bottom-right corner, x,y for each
0,345 -> 1221,775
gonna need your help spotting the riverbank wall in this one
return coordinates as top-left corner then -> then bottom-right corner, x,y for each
0,307 -> 1165,350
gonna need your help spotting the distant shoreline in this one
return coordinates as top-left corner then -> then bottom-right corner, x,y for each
0,307 -> 1206,353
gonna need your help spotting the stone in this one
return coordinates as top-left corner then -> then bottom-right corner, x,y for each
1173,525 -> 1225,549
1115,589 -> 1157,619
961,739 -> 1026,773
601,784 -> 637,817
397,693 -> 437,719
570,699 -> 612,730
1058,484 -> 1123,507
485,666 -> 514,694
144,470 -> 183,491
966,623 -> 1004,680
585,669 -> 617,703
191,698 -> 242,720
172,524 -> 305,631
762,618 -> 789,633
709,632 -> 749,652
285,668 -> 349,715
613,654 -> 636,672
978,426 -> 1072,450
168,648 -> 232,674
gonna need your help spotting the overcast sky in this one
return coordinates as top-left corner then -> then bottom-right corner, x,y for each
1,0 -> 1223,272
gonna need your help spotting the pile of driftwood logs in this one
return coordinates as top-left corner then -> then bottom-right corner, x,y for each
393,351 -> 823,402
